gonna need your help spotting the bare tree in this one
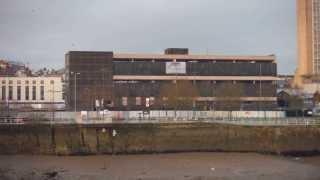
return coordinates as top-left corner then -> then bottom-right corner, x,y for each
313,91 -> 320,105
215,81 -> 244,112
78,87 -> 92,111
288,95 -> 304,117
159,81 -> 198,110
288,95 -> 303,110
0,100 -> 6,120
288,95 -> 304,110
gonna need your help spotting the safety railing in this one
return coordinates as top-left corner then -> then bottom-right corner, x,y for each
1,116 -> 320,126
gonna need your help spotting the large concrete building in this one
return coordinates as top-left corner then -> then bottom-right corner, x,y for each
294,0 -> 320,88
65,49 -> 279,111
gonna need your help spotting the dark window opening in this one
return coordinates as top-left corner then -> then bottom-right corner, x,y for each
17,86 -> 21,100
32,86 -> 36,100
25,86 -> 29,100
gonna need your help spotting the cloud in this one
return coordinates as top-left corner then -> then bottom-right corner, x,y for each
0,0 -> 296,74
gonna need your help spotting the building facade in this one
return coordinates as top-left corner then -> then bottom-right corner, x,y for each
65,51 -> 113,111
65,49 -> 278,111
0,76 -> 64,110
295,0 -> 320,87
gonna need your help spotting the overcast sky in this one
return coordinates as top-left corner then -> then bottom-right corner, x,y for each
0,0 -> 296,74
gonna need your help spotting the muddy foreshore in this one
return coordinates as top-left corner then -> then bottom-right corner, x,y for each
0,152 -> 319,180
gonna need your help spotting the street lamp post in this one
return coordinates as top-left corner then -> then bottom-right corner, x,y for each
259,63 -> 263,119
174,59 -> 178,121
48,83 -> 62,124
71,72 -> 80,112
5,71 -> 9,121
51,83 -> 55,125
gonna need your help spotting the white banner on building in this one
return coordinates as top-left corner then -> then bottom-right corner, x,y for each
166,62 -> 186,74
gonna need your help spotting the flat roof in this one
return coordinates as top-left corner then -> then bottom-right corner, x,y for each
113,53 -> 276,62
113,75 -> 280,81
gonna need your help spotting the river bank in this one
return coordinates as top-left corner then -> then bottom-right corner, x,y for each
1,123 -> 320,155
0,153 -> 319,180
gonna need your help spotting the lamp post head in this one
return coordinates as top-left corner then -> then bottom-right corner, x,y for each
70,72 -> 80,75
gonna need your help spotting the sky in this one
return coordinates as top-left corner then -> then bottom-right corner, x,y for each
0,0 -> 296,74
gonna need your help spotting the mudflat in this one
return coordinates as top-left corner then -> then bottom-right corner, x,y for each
0,153 -> 319,180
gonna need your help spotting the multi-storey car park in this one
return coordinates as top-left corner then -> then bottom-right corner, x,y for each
65,49 -> 278,111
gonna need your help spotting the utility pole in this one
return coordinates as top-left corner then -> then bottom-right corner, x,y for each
259,63 -> 266,119
75,73 -> 77,112
259,63 -> 262,110
6,70 -> 9,121
99,67 -> 107,120
174,59 -> 178,120
49,82 -> 62,124
51,83 -> 55,125
71,72 -> 80,112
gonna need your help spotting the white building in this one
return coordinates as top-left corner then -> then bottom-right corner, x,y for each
0,76 -> 65,110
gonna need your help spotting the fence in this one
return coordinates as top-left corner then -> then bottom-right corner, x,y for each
1,110 -> 320,126
205,117 -> 320,126
107,110 -> 286,120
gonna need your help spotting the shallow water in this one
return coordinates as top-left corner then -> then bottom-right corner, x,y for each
0,153 -> 319,180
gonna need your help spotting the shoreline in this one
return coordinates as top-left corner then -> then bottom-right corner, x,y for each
2,149 -> 320,157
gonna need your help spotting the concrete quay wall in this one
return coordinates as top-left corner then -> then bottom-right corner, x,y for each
0,123 -> 319,155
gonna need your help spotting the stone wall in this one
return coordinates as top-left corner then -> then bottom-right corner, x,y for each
0,123 -> 319,155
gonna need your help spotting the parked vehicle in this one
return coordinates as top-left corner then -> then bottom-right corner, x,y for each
285,109 -> 313,117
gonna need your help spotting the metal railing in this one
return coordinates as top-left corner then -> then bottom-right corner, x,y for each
1,116 -> 320,126
205,117 -> 320,126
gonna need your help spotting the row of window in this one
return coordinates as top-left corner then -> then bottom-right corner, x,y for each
118,96 -> 275,107
313,0 -> 320,76
114,80 -> 277,85
1,86 -> 45,101
1,80 -> 55,85
113,60 -> 267,63
113,62 -> 277,76
121,97 -> 155,107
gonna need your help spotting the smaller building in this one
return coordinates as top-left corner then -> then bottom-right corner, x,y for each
0,76 -> 64,110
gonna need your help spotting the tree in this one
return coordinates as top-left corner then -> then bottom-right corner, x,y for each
215,81 -> 244,111
159,81 -> 198,110
313,91 -> 320,105
287,95 -> 304,117
0,99 -> 6,119
277,91 -> 290,108
288,95 -> 304,110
